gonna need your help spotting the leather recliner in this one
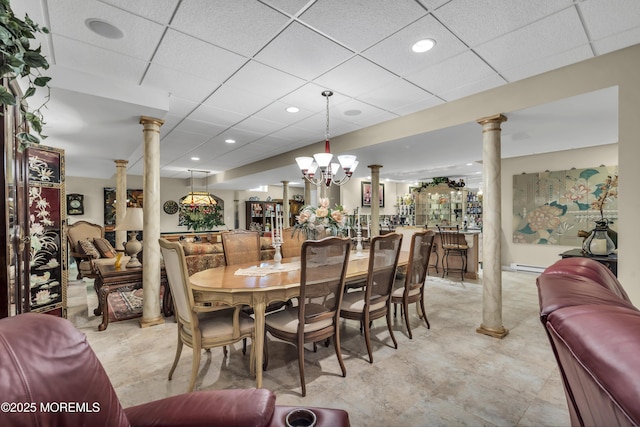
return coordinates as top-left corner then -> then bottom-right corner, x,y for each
0,313 -> 350,427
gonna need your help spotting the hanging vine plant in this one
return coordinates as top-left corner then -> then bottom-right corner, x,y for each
0,0 -> 51,145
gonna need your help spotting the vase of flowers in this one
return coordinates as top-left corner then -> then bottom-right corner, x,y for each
582,174 -> 618,255
293,198 -> 347,240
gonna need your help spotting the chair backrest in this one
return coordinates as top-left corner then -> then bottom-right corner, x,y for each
404,230 -> 436,296
0,313 -> 129,426
221,230 -> 261,266
159,238 -> 196,331
366,233 -> 403,308
281,227 -> 305,258
67,220 -> 104,252
298,237 -> 352,333
437,224 -> 466,249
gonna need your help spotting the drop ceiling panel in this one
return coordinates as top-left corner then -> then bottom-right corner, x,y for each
434,0 -> 573,47
207,127 -> 266,147
188,104 -> 246,128
313,56 -> 399,98
260,0 -> 310,17
476,8 -> 590,71
593,27 -> 640,56
251,101 -> 315,125
169,119 -> 226,139
47,0 -> 166,61
438,74 -> 505,102
224,61 -> 306,100
278,83 -> 341,112
102,0 -> 180,24
255,22 -> 354,80
358,78 -> 440,112
170,0 -> 289,56
143,64 -> 220,103
152,29 -> 248,83
234,116 -> 287,135
500,45 -> 593,83
299,0 -> 427,52
579,0 -> 640,40
362,14 -> 468,77
201,84 -> 274,116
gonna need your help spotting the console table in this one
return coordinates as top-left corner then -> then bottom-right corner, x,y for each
94,265 -> 168,331
560,248 -> 618,277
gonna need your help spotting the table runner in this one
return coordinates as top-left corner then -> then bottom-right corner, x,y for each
234,261 -> 301,277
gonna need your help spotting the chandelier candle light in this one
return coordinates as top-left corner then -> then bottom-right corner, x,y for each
295,91 -> 358,187
271,205 -> 284,269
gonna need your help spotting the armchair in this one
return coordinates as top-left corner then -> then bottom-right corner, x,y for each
67,220 -> 129,279
0,313 -> 351,427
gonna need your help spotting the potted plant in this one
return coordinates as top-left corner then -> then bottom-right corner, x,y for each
0,0 -> 51,145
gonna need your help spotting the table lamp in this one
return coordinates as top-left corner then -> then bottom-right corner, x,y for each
114,207 -> 143,268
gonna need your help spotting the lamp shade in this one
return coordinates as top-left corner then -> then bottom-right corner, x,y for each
114,207 -> 144,231
181,192 -> 217,206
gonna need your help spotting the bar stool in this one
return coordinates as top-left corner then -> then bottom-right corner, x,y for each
437,225 -> 468,280
428,240 -> 439,275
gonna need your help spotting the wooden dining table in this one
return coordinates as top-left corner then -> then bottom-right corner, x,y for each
189,250 -> 409,388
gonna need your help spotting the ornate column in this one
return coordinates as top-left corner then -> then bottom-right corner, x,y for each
114,160 -> 128,250
281,181 -> 290,227
476,114 -> 508,339
233,190 -> 240,230
304,180 -> 312,207
139,116 -> 164,328
369,165 -> 382,237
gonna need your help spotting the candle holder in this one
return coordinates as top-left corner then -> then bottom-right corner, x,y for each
356,227 -> 363,255
272,237 -> 283,269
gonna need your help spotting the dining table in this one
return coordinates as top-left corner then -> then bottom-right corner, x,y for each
189,250 -> 409,388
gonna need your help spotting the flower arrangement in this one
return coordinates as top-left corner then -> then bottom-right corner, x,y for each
590,174 -> 618,220
180,204 -> 224,231
293,197 -> 347,239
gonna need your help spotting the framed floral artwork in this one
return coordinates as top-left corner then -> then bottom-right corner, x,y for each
361,181 -> 384,207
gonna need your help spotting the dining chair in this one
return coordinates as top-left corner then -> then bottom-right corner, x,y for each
280,227 -> 305,258
264,237 -> 351,397
221,229 -> 261,265
391,230 -> 435,339
159,238 -> 255,392
339,232 -> 403,363
437,225 -> 468,281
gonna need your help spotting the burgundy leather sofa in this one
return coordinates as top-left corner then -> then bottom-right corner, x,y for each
0,313 -> 349,427
536,257 -> 640,426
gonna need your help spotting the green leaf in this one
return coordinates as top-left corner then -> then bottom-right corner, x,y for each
34,76 -> 51,86
579,169 -> 599,180
0,86 -> 16,105
17,131 -> 39,144
23,86 -> 35,98
23,50 -> 49,68
0,25 -> 10,43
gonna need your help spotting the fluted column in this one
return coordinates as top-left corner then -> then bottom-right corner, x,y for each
369,165 -> 382,237
114,160 -> 128,250
139,116 -> 164,328
281,181 -> 290,227
476,114 -> 508,339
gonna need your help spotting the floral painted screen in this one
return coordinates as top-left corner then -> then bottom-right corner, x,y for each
513,165 -> 618,246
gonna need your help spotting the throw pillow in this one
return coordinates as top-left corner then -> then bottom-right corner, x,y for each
180,242 -> 217,256
78,239 -> 100,259
93,238 -> 116,258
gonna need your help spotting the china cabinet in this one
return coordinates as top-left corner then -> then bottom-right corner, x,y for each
245,199 -> 303,232
414,185 -> 467,227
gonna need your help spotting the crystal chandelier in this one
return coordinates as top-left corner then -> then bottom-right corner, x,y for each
295,91 -> 358,187
182,170 -> 217,206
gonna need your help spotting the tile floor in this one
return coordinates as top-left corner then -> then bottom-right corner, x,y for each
67,267 -> 570,427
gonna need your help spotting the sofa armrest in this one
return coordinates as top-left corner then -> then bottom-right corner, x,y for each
124,388 -> 275,427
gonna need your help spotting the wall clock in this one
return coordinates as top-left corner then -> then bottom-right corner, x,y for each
67,193 -> 84,215
163,200 -> 179,215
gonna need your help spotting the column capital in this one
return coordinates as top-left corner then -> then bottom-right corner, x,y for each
115,159 -> 128,167
139,116 -> 165,128
476,114 -> 507,127
367,164 -> 383,171
281,180 -> 289,185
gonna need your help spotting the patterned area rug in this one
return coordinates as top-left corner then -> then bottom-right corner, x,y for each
107,285 -> 165,322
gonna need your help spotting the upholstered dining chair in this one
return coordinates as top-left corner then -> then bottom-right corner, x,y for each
280,227 -> 305,258
159,238 -> 255,392
264,237 -> 352,396
221,229 -> 261,265
391,230 -> 435,339
437,225 -> 468,281
339,232 -> 403,363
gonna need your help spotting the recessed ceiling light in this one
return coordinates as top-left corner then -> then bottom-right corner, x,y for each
225,139 -> 236,144
191,157 -> 200,161
466,163 -> 473,166
411,38 -> 436,53
85,19 -> 124,39
286,106 -> 300,113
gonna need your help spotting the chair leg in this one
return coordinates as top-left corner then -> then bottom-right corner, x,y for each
243,338 -> 247,355
418,294 -> 430,329
363,313 -> 374,364
168,335 -> 183,380
403,299 -> 412,339
188,347 -> 201,392
223,345 -> 228,357
297,340 -> 306,397
386,309 -> 398,350
441,251 -> 447,278
334,328 -> 346,378
263,332 -> 269,371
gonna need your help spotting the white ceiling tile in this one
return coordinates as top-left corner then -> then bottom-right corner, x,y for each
475,8 -> 589,71
500,45 -> 593,83
225,61 -> 306,100
188,104 -> 246,128
202,85 -> 274,116
255,22 -> 354,80
416,0 -> 449,11
170,119 -> 226,138
250,101 -> 315,126
278,83 -> 338,112
362,14 -> 469,77
47,0 -> 165,61
268,126 -> 318,145
434,0 -> 573,46
168,96 -> 199,118
260,0 -> 312,17
208,127 -> 265,146
51,36 -> 148,84
143,64 -> 220,102
592,27 -> 640,56
299,0 -> 427,52
234,116 -> 286,135
438,74 -> 506,102
101,0 -> 180,24
313,56 -> 399,97
405,51 -> 498,96
393,97 -> 444,116
329,99 -> 396,126
152,29 -> 247,83
579,0 -> 640,40
171,0 -> 289,56
357,78 -> 440,112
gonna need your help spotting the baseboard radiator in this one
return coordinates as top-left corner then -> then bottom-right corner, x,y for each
510,263 -> 545,274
